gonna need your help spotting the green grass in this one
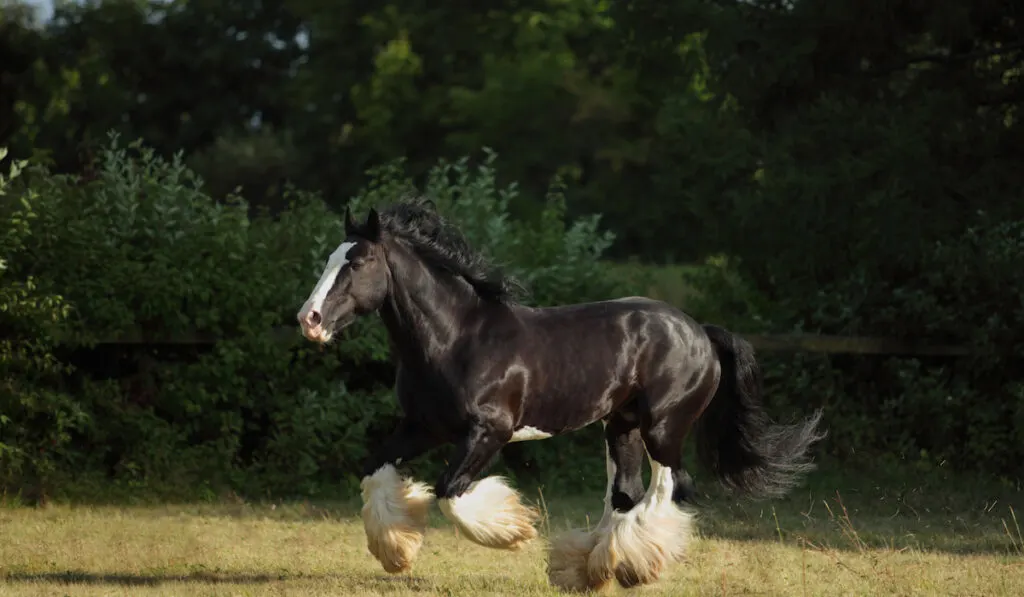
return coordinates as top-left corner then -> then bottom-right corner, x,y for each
2,464 -> 1022,596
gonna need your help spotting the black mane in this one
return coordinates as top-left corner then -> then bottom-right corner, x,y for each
373,197 -> 527,304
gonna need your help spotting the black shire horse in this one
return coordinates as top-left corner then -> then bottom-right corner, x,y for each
296,199 -> 825,592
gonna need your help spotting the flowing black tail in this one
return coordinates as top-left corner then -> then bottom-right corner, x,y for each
695,324 -> 827,500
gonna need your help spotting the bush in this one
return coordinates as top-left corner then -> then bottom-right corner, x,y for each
185,127 -> 304,212
0,136 -> 626,500
678,179 -> 1024,479
0,148 -> 80,499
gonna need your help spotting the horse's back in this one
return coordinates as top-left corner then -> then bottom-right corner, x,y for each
519,295 -> 700,334
505,294 -> 712,433
523,294 -> 680,319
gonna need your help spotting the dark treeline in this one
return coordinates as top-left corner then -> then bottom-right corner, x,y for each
2,0 -> 1024,497
5,1 -> 1019,262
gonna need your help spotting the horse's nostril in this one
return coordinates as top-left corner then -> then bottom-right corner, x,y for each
309,310 -> 322,326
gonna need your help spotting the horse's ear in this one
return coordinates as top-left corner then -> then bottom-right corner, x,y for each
365,207 -> 381,241
344,205 -> 358,236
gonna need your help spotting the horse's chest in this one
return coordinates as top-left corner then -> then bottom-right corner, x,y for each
395,368 -> 468,430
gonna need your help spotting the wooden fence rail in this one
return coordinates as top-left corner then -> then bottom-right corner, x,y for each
741,334 -> 971,357
59,328 -> 973,357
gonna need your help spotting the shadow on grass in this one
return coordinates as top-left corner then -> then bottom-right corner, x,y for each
1,571 -> 286,586
1,570 -> 520,593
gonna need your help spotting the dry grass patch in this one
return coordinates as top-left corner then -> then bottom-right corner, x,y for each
1,481 -> 1022,597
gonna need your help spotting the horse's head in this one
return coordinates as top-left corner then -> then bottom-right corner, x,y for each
297,207 -> 390,343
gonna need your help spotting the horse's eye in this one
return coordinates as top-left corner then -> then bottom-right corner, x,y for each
350,260 -> 363,271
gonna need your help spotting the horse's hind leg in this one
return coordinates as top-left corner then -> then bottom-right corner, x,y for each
605,414 -> 648,516
586,374 -> 715,589
547,413 -> 646,592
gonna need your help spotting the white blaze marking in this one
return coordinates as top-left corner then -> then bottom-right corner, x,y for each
301,241 -> 356,316
509,426 -> 553,442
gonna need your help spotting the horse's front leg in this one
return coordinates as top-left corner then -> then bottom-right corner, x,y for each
359,418 -> 442,574
435,418 -> 540,551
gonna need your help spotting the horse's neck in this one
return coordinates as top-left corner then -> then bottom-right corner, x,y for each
379,252 -> 478,363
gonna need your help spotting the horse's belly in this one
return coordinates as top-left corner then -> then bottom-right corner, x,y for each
516,372 -> 633,439
508,425 -> 555,442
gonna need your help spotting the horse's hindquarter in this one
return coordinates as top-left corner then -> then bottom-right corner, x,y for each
510,297 -> 695,436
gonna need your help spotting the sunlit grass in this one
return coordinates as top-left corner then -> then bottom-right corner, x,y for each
2,467 -> 1022,596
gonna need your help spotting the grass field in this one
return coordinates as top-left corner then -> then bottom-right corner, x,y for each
2,465 -> 1022,596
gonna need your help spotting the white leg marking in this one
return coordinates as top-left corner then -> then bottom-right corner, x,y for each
438,476 -> 539,550
599,431 -> 616,526
509,425 -> 554,442
586,459 -> 694,589
360,464 -> 435,573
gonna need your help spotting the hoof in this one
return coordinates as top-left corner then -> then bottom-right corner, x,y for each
438,476 -> 539,550
546,528 -> 611,593
361,464 -> 435,573
586,501 -> 693,589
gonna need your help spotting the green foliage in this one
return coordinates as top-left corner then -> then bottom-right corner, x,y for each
637,1 -> 1024,479
0,148 -> 80,494
677,214 -> 1024,477
185,127 -> 302,209
0,136 -> 626,500
4,0 -> 1024,489
1,0 -> 304,199
876,219 -> 1024,471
